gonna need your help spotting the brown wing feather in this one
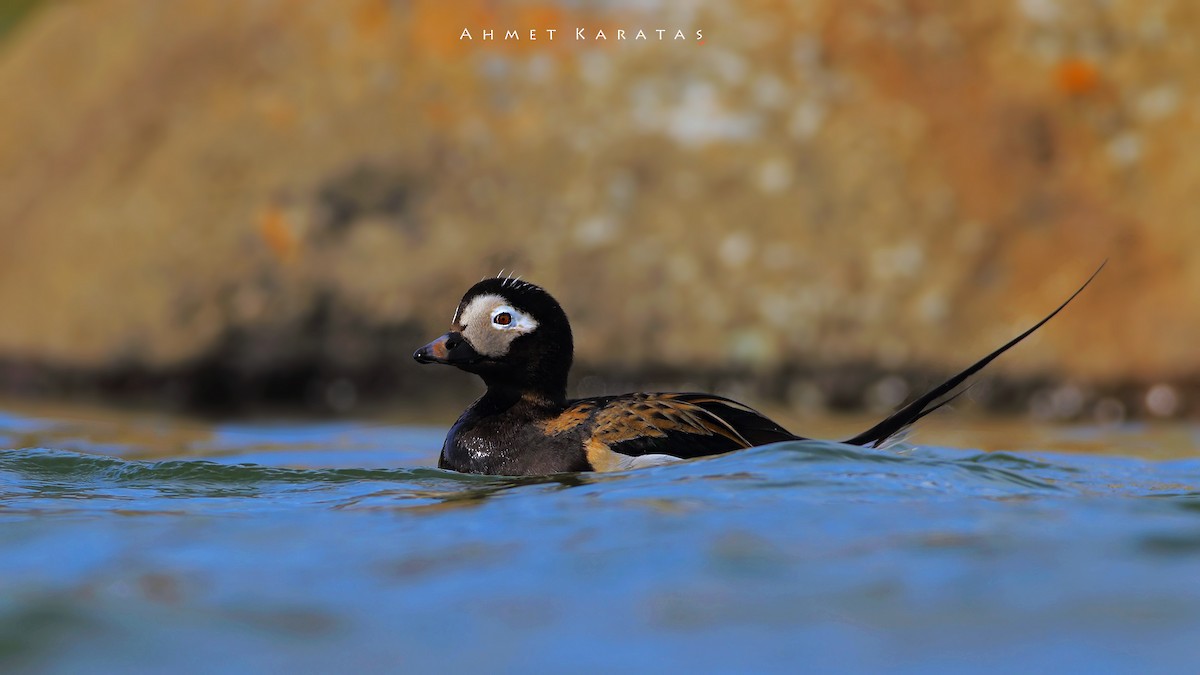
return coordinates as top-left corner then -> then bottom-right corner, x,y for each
540,401 -> 597,435
584,393 -> 800,465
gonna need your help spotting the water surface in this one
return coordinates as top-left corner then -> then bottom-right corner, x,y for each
2,404 -> 1199,673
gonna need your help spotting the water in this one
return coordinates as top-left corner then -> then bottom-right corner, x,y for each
2,405 -> 1200,674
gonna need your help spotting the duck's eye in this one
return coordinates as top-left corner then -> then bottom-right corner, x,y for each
493,312 -> 512,326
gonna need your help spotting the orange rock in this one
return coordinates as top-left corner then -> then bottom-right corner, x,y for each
259,203 -> 298,262
0,0 -> 1196,389
353,0 -> 390,40
1055,58 -> 1101,96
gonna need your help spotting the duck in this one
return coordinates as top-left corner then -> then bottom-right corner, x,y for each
414,266 -> 1102,476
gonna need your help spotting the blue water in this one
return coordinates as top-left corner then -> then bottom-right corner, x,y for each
2,408 -> 1200,673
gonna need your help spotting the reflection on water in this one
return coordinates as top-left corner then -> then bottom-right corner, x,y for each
2,401 -> 1200,673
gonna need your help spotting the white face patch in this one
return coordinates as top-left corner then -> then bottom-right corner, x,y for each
455,294 -> 539,358
489,304 -> 538,332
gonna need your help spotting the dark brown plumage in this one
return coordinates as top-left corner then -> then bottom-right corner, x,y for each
414,267 -> 1102,476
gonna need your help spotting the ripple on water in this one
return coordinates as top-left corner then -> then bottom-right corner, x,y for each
2,418 -> 1200,673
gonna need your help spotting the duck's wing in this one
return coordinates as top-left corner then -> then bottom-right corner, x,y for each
578,393 -> 800,470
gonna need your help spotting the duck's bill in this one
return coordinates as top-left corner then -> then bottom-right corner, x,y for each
413,332 -> 483,365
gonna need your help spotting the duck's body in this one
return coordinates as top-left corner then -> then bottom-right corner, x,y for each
416,269 -> 1101,476
440,390 -> 798,475
439,390 -> 591,475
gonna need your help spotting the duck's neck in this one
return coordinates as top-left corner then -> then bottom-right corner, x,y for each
477,380 -> 566,414
477,358 -> 569,412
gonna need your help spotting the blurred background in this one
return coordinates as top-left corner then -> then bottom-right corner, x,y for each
9,6 -> 1200,672
0,0 -> 1196,423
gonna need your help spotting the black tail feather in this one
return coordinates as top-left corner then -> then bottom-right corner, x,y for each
843,262 -> 1105,448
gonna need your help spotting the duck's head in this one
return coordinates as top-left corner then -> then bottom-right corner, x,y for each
413,276 -> 574,401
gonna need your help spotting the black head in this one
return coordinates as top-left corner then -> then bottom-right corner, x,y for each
413,277 -> 574,402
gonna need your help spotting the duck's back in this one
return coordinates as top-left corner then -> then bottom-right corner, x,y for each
548,393 -> 801,471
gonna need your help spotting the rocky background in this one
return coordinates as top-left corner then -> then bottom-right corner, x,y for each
0,0 -> 1196,420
